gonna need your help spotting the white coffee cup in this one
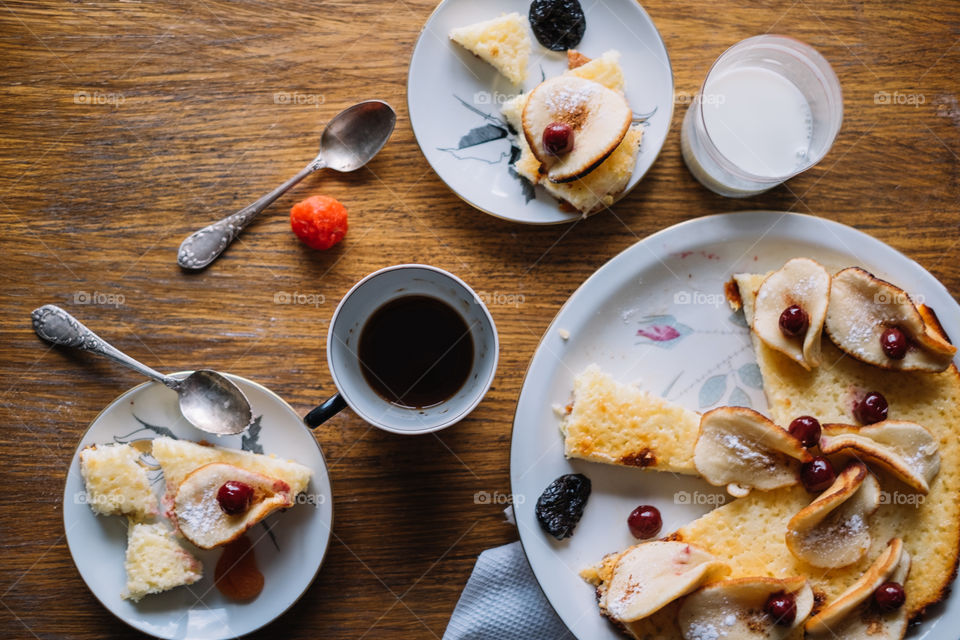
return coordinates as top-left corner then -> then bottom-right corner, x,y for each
304,264 -> 499,435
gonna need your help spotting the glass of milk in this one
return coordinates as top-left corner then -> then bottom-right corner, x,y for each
681,35 -> 843,197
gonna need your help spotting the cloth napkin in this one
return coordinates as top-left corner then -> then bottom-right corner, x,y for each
443,539 -> 575,639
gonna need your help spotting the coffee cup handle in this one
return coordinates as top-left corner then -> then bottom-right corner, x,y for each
304,393 -> 348,428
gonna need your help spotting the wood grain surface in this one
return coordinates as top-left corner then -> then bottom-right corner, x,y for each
1,1 -> 959,638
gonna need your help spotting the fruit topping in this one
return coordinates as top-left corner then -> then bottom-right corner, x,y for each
535,473 -> 591,539
542,121 -> 574,155
290,195 -> 348,250
873,582 -> 906,612
627,505 -> 662,539
764,591 -> 798,626
217,481 -> 254,515
779,305 -> 809,337
679,576 -> 813,639
854,391 -> 888,425
880,327 -> 908,360
788,416 -> 822,448
529,0 -> 586,52
800,456 -> 837,493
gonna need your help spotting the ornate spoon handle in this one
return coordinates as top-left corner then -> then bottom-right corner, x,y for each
177,158 -> 324,270
31,304 -> 178,389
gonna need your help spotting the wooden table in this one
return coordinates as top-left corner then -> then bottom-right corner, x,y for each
1,0 -> 958,637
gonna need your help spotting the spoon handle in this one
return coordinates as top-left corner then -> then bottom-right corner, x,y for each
31,304 -> 179,389
177,157 -> 325,270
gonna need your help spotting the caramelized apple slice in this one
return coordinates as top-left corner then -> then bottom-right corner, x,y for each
752,258 -> 831,370
600,541 -> 729,623
786,462 -> 880,568
174,463 -> 293,549
694,407 -> 812,497
825,267 -> 955,371
820,421 -> 940,493
522,75 -> 631,183
806,538 -> 910,638
678,576 -> 814,639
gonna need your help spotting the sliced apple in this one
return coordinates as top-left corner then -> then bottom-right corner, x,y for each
173,462 -> 294,549
521,75 -> 631,183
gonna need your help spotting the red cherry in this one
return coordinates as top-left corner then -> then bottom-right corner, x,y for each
764,591 -> 797,626
217,481 -> 254,515
873,581 -> 906,612
627,505 -> 662,539
881,327 -> 908,360
542,122 -> 574,155
854,391 -> 888,425
788,416 -> 822,448
800,456 -> 837,493
779,305 -> 809,337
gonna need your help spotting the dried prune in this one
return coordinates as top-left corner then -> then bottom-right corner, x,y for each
535,473 -> 591,539
529,0 -> 586,52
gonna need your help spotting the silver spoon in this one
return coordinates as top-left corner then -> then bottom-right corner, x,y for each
177,99 -> 397,270
31,304 -> 253,436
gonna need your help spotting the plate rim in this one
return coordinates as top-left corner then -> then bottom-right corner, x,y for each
508,210 -> 960,638
405,0 -> 676,225
62,372 -> 334,640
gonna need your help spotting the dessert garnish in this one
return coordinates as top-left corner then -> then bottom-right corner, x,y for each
290,195 -> 348,250
873,581 -> 906,612
788,415 -> 821,448
694,406 -> 811,497
854,390 -> 888,424
677,576 -> 813,639
805,538 -> 911,638
627,505 -> 661,539
542,121 -> 574,155
535,473 -> 591,540
217,480 -> 254,515
787,462 -> 880,568
215,535 -> 264,601
522,75 -> 631,183
528,0 -> 586,52
820,420 -> 940,493
824,267 -> 956,372
599,541 -> 729,623
778,304 -> 808,337
448,13 -> 530,85
174,462 -> 294,549
752,257 -> 831,370
799,456 -> 837,493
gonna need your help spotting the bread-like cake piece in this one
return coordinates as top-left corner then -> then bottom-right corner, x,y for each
449,13 -> 529,85
151,437 -> 312,512
727,272 -> 960,622
79,443 -> 158,521
502,51 -> 642,215
123,521 -> 202,602
560,365 -> 699,473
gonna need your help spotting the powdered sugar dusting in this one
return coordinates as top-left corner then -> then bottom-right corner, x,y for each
177,486 -> 223,539
545,85 -> 596,116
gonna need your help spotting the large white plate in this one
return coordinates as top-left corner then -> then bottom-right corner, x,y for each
510,211 -> 960,639
407,0 -> 674,224
63,374 -> 333,640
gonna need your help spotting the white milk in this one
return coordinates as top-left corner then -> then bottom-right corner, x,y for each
701,66 -> 813,178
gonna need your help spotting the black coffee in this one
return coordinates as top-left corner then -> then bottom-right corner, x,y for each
358,295 -> 474,409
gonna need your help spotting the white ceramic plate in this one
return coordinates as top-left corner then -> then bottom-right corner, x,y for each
510,211 -> 960,639
407,0 -> 674,224
63,374 -> 333,640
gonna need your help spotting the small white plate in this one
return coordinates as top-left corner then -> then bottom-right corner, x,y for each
510,211 -> 960,639
63,374 -> 333,640
407,0 -> 674,225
